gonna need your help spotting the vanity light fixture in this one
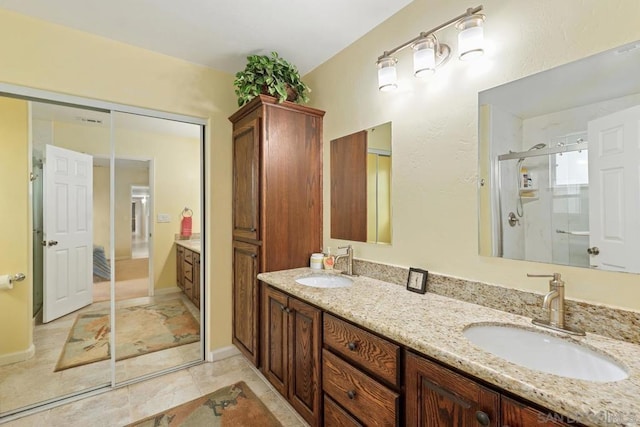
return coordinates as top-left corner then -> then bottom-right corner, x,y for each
376,5 -> 485,90
377,56 -> 398,91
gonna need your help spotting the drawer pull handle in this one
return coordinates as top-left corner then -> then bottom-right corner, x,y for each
347,390 -> 356,400
347,342 -> 357,351
475,411 -> 490,426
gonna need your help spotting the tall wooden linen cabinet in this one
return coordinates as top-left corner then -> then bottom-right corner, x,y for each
229,95 -> 325,366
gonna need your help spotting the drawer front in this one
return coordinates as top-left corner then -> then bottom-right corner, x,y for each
324,395 -> 363,427
183,260 -> 193,282
184,248 -> 193,264
324,314 -> 399,385
323,349 -> 398,427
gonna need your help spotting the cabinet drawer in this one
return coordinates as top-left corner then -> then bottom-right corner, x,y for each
324,395 -> 363,427
324,314 -> 399,386
184,248 -> 193,264
323,349 -> 398,426
183,260 -> 193,282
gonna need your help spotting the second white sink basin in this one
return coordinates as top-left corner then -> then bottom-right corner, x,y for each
295,274 -> 353,288
463,323 -> 628,382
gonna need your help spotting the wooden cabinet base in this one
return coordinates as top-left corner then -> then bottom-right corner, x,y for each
262,285 -> 321,426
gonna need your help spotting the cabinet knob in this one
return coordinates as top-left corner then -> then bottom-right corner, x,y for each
250,227 -> 257,232
347,342 -> 357,351
475,410 -> 490,426
280,305 -> 292,314
347,390 -> 356,400
587,246 -> 600,255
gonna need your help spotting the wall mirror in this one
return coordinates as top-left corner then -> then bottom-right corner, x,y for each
478,39 -> 640,274
0,88 -> 205,418
331,122 -> 392,244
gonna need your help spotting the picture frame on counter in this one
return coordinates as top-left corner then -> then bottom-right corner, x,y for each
407,267 -> 428,294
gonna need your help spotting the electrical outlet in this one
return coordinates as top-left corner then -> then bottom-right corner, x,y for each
157,213 -> 171,223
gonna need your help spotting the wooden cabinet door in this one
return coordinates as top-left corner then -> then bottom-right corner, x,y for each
192,253 -> 200,309
232,240 -> 260,365
288,297 -> 321,426
232,118 -> 260,241
330,130 -> 367,242
406,352 -> 499,427
262,285 -> 289,397
176,246 -> 184,290
502,396 -> 574,426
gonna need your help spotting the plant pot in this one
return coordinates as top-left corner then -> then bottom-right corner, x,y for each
260,84 -> 298,102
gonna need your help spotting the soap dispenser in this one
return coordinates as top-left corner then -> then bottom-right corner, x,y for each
323,247 -> 335,270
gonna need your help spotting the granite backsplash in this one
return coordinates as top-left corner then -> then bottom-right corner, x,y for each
334,257 -> 640,345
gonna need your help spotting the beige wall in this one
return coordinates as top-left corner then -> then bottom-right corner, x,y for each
0,97 -> 32,359
307,0 -> 640,310
0,9 -> 235,351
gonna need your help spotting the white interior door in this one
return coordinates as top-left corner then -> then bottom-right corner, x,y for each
43,144 -> 94,322
588,105 -> 640,272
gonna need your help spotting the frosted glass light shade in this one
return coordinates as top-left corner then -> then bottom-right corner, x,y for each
457,15 -> 485,61
377,58 -> 398,91
412,38 -> 436,77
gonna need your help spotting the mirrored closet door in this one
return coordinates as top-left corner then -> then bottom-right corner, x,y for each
0,91 -> 205,419
112,111 -> 203,384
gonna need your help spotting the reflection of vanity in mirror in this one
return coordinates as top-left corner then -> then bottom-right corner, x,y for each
479,39 -> 640,273
0,87 -> 205,418
331,122 -> 392,244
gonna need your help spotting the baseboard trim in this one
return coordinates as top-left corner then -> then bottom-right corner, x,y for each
0,344 -> 35,367
208,345 -> 240,362
154,286 -> 181,296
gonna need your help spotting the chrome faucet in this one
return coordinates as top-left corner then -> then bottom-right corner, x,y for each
527,273 -> 584,336
334,245 -> 355,276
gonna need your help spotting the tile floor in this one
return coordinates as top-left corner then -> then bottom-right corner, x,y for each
3,354 -> 308,427
0,293 -> 201,415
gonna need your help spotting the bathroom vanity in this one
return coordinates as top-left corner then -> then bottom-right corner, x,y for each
258,268 -> 640,427
175,240 -> 201,308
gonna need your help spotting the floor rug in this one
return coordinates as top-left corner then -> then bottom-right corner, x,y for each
127,381 -> 282,426
55,299 -> 199,372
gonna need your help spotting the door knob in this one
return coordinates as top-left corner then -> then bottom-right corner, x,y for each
587,246 -> 600,255
47,240 -> 59,247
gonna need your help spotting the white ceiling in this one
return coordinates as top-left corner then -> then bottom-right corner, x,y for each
0,0 -> 413,75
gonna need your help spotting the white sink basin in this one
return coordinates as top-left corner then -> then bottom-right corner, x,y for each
463,323 -> 628,382
295,274 -> 353,288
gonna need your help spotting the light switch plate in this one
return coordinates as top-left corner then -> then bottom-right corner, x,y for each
157,213 -> 171,223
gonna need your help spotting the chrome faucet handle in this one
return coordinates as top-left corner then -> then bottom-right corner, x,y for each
527,273 -> 561,280
527,273 -> 563,287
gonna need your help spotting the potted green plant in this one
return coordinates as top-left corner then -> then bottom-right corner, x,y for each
233,52 -> 310,107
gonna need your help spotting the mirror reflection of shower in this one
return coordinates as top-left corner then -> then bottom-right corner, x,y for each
497,134 -> 590,266
515,143 -> 546,217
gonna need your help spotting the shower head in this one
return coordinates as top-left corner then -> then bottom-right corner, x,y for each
516,143 -> 546,162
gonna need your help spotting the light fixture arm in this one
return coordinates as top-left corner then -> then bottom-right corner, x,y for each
377,5 -> 483,61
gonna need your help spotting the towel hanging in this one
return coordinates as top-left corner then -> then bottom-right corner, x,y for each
181,207 -> 193,238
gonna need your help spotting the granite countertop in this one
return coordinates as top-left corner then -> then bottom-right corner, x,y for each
257,268 -> 640,427
175,239 -> 201,254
